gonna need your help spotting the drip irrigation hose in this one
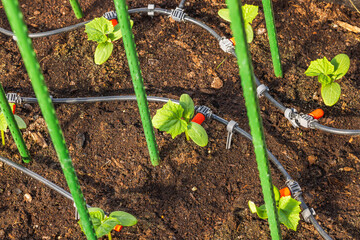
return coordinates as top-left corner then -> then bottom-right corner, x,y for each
179,0 -> 187,9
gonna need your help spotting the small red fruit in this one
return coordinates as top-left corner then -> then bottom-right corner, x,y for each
308,109 -> 324,120
191,113 -> 205,125
113,225 -> 123,232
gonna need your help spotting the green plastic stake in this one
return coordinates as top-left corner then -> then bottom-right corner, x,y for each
226,0 -> 282,239
68,0 -> 84,19
262,0 -> 283,78
113,0 -> 160,166
0,85 -> 31,163
1,0 -> 96,239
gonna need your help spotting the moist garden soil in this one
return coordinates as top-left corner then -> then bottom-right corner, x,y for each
0,0 -> 360,239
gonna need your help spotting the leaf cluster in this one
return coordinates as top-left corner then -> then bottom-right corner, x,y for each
85,17 -> 133,65
248,186 -> 301,231
152,94 -> 208,147
218,4 -> 259,43
305,54 -> 350,106
78,208 -> 137,239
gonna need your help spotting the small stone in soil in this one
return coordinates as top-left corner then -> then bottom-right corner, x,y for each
24,193 -> 32,202
76,133 -> 86,149
211,77 -> 223,89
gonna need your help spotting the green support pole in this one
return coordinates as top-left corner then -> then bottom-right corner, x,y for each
262,0 -> 283,78
1,0 -> 96,239
113,0 -> 160,166
68,0 -> 84,19
226,0 -> 282,239
0,85 -> 31,163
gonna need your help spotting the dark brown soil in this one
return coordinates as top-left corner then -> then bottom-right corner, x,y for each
0,0 -> 359,239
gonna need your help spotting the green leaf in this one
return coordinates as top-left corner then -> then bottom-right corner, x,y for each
94,41 -> 114,65
0,114 -> 8,131
14,115 -> 26,129
321,82 -> 341,106
242,4 -> 259,24
278,196 -> 301,231
78,217 -> 101,233
179,94 -> 194,121
88,208 -> 105,222
96,217 -> 120,238
305,57 -> 334,77
109,211 -> 138,226
245,23 -> 254,43
331,54 -> 350,80
273,185 -> 280,203
248,201 -> 268,219
218,9 -> 231,22
152,100 -> 187,138
187,122 -> 208,147
318,73 -> 332,85
85,17 -> 113,43
108,20 -> 134,41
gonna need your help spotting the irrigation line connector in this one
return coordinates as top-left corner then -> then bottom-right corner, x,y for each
171,7 -> 186,22
219,37 -> 235,53
103,11 -> 117,20
148,4 -> 155,16
226,120 -> 238,149
286,179 -> 302,198
257,84 -> 269,98
195,105 -> 212,119
284,108 -> 317,129
6,93 -> 22,104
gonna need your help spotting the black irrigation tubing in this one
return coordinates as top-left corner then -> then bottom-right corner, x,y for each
0,6 -> 358,135
16,94 -> 332,239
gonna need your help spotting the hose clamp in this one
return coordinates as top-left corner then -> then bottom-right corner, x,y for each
256,84 -> 269,98
171,7 -> 186,22
103,11 -> 117,20
195,106 -> 212,119
6,93 -> 22,104
148,4 -> 155,16
219,37 -> 235,53
226,120 -> 238,149
285,179 -> 302,198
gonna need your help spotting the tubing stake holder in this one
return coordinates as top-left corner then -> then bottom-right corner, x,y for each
148,4 -> 155,16
219,37 -> 235,54
74,202 -> 80,220
301,207 -> 316,223
171,7 -> 186,22
195,105 -> 212,119
256,84 -> 269,98
226,120 -> 238,149
6,93 -> 22,104
103,11 -> 117,20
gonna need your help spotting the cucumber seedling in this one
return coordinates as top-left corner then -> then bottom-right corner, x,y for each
248,185 -> 301,231
78,207 -> 137,240
85,17 -> 134,65
152,94 -> 208,147
218,4 -> 259,43
0,103 -> 26,145
305,54 -> 350,106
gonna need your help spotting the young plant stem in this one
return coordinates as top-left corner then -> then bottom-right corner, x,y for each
1,130 -> 5,145
185,129 -> 190,141
108,232 -> 112,240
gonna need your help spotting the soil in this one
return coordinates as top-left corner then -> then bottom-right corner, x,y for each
0,0 -> 359,239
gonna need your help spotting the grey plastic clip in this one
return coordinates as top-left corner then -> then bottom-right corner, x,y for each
171,7 -> 186,22
297,113 -> 316,128
226,120 -> 238,149
74,202 -> 80,220
301,207 -> 316,223
103,11 -> 117,20
286,179 -> 302,198
195,106 -> 212,119
148,4 -> 155,16
12,35 -> 17,41
6,93 -> 21,104
257,84 -> 269,98
284,108 -> 299,128
219,38 -> 234,53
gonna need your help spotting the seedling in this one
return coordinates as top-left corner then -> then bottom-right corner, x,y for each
78,207 -> 137,240
85,17 -> 134,65
152,94 -> 208,147
305,54 -> 350,106
218,4 -> 259,43
248,185 -> 301,231
0,103 -> 26,145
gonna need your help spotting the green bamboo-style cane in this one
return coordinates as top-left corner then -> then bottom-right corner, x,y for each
226,0 -> 282,239
68,0 -> 84,19
1,0 -> 96,239
113,0 -> 160,166
0,84 -> 31,163
262,0 -> 283,78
